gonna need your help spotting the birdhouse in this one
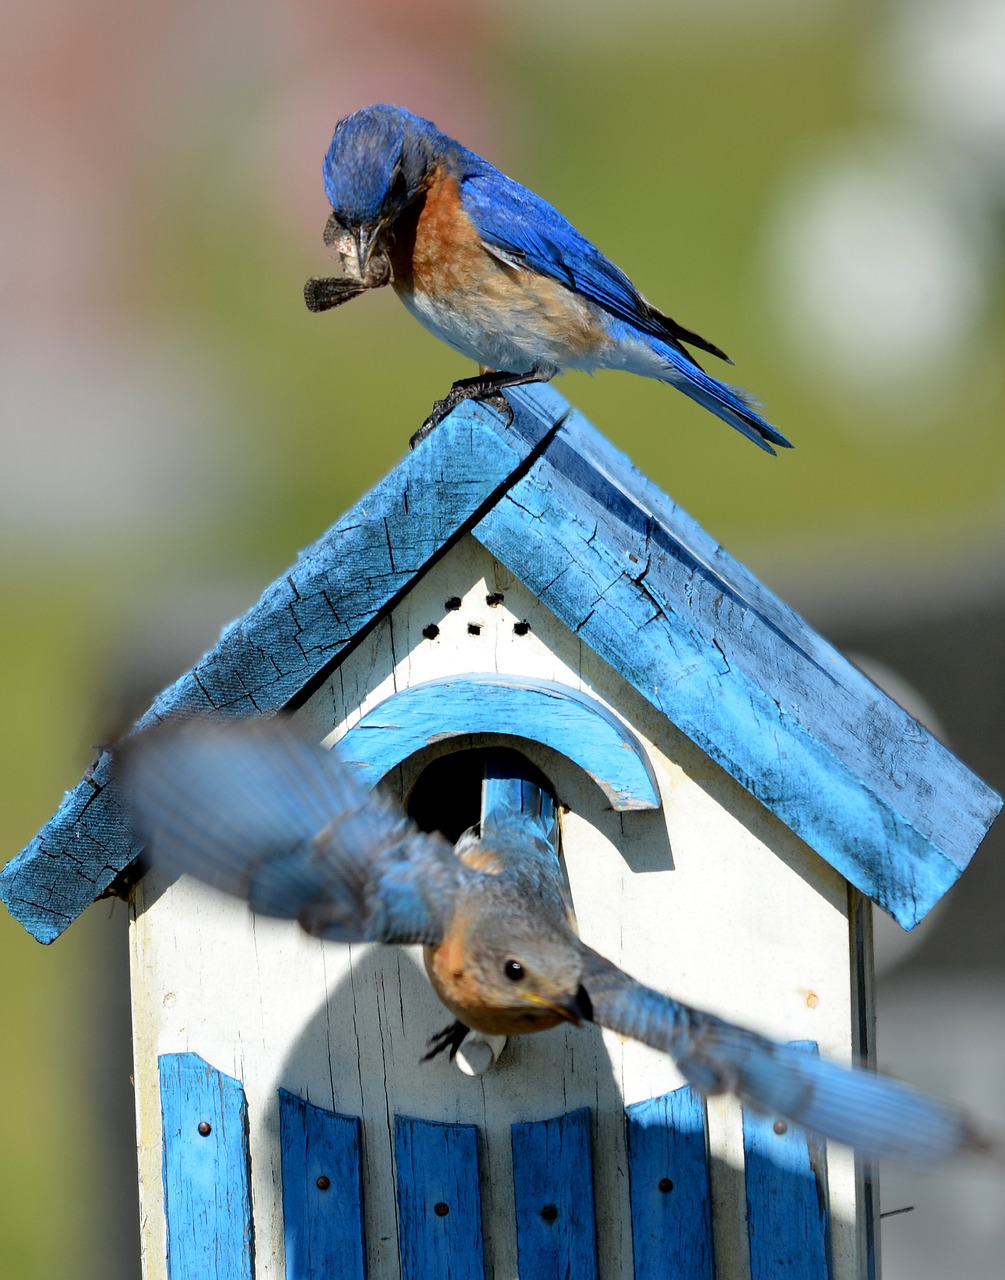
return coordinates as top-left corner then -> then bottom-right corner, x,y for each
2,385 -> 999,1280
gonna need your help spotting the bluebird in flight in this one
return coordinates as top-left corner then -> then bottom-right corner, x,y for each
125,717 -> 990,1165
304,104 -> 791,453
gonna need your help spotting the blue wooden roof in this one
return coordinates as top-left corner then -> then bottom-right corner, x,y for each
2,386 -> 999,942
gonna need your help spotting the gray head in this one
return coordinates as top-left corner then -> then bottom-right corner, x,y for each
321,104 -> 436,267
461,883 -> 592,1027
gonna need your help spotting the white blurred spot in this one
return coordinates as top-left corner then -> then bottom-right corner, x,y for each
878,0 -> 1005,167
766,140 -> 995,418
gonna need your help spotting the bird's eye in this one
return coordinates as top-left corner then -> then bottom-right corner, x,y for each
503,959 -> 525,982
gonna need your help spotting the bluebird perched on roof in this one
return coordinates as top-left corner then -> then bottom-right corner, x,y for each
304,103 -> 791,453
125,717 -> 993,1166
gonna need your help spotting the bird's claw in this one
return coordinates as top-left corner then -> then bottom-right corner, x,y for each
410,385 -> 514,449
422,1020 -> 471,1062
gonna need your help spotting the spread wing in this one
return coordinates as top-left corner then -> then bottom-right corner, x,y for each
122,718 -> 468,946
581,945 -> 990,1164
455,148 -> 729,364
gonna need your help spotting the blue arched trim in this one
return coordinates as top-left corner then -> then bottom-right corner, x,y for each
334,675 -> 661,811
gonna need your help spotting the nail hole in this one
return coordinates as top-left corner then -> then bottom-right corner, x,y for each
445,597 -> 462,610
422,624 -> 440,640
540,1204 -> 558,1223
773,1120 -> 788,1136
658,1177 -> 674,1193
513,621 -> 531,636
433,1202 -> 449,1217
316,1175 -> 330,1191
486,592 -> 504,606
467,623 -> 481,635
197,1121 -> 212,1137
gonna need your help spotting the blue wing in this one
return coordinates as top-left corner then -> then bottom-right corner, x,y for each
455,148 -> 729,365
122,718 -> 468,945
581,946 -> 990,1164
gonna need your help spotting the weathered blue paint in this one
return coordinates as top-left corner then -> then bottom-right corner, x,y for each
159,1052 -> 254,1280
0,397 -> 561,942
511,1106 -> 598,1280
394,1114 -> 485,1280
742,1042 -> 831,1280
473,390 -> 1002,928
626,1086 -> 714,1280
337,674 -> 660,809
278,1088 -> 365,1280
3,383 -> 998,940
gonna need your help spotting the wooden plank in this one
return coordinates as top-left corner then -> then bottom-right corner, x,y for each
742,1041 -> 831,1280
159,1052 -> 254,1280
336,673 -> 660,809
474,396 -> 1002,927
0,394 -> 565,942
626,1086 -> 714,1280
511,1106 -> 598,1280
394,1114 -> 485,1280
278,1088 -> 365,1280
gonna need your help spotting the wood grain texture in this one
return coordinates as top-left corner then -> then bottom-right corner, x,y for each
278,1088 -> 365,1280
159,1052 -> 253,1280
131,538 -> 867,1279
475,389 -> 1002,927
742,1042 -> 831,1280
511,1106 -> 599,1280
0,395 -> 561,942
394,1114 -> 486,1280
7,380 -> 998,941
626,1086 -> 714,1280
337,672 -> 660,809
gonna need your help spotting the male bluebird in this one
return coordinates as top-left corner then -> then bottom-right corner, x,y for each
304,103 -> 792,453
125,718 -> 991,1166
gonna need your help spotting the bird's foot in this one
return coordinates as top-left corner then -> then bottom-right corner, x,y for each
410,382 -> 514,449
422,1020 -> 471,1062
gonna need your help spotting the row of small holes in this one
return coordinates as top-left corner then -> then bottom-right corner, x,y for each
445,592 -> 505,611
421,620 -> 532,640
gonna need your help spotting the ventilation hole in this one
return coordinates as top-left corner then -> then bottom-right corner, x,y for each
485,592 -> 504,606
467,623 -> 482,636
422,624 -> 440,640
513,621 -> 531,636
445,597 -> 462,610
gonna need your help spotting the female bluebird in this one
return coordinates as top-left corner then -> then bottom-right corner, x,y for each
305,104 -> 791,452
125,717 -> 993,1166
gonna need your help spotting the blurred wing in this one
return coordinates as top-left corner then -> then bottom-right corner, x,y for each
581,946 -> 990,1164
457,151 -> 728,363
122,718 -> 467,946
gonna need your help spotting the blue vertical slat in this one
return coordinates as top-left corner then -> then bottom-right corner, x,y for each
626,1085 -> 714,1280
743,1041 -> 831,1280
394,1114 -> 485,1280
278,1088 -> 365,1280
159,1052 -> 254,1280
511,1106 -> 598,1280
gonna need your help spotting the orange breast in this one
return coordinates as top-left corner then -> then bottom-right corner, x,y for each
389,166 -> 487,297
424,932 -> 565,1037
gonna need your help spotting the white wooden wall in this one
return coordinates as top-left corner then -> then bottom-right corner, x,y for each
130,535 -> 867,1279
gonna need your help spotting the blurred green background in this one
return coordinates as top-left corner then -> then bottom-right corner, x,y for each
3,2 -> 1004,1277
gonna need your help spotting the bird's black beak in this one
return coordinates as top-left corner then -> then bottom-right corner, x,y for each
354,226 -> 379,274
554,984 -> 594,1027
